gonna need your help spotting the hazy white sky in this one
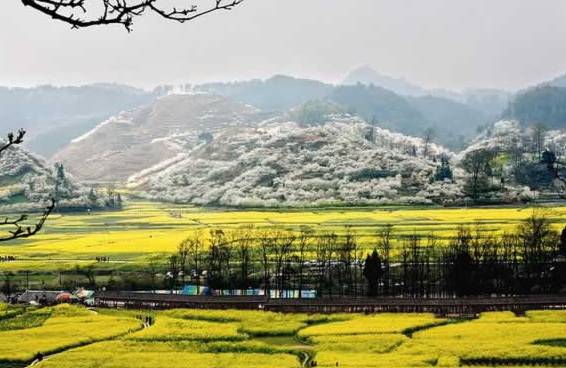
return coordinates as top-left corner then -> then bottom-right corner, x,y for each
1,0 -> 566,90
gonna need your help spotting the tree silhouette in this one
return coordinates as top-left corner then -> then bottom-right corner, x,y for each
21,0 -> 245,32
461,148 -> 496,199
0,130 -> 55,242
363,249 -> 383,297
560,226 -> 566,256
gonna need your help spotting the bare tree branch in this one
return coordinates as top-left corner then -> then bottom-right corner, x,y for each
0,129 -> 56,242
0,129 -> 26,156
0,199 -> 55,242
21,0 -> 245,32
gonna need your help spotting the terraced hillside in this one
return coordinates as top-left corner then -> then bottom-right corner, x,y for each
52,94 -> 263,182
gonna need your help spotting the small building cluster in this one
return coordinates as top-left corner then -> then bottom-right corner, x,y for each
15,288 -> 94,306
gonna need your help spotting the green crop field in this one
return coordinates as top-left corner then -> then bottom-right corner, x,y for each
2,200 -> 566,273
0,304 -> 564,367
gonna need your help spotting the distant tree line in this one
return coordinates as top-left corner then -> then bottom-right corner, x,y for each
158,211 -> 566,298
3,211 -> 565,298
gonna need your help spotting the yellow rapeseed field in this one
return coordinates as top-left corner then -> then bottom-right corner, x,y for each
164,308 -> 322,336
127,316 -> 245,342
38,343 -> 300,368
0,304 -> 141,363
392,311 -> 566,364
309,333 -> 408,353
298,313 -> 442,337
36,308 -> 307,368
308,311 -> 566,367
2,199 -> 566,272
0,306 -> 562,367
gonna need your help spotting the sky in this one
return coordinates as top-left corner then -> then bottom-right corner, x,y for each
1,0 -> 566,91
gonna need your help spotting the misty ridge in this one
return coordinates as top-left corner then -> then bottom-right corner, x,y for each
2,65 -> 566,209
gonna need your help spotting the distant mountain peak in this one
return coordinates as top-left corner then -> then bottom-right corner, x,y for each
342,65 -> 426,96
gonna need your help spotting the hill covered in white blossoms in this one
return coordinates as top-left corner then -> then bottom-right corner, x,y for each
131,117 -> 472,206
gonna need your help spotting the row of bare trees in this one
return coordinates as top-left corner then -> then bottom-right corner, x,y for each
164,211 -> 566,298
2,211 -> 564,298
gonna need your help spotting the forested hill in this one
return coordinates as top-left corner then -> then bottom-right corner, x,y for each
328,85 -> 488,148
342,65 -> 426,96
504,85 -> 566,129
327,84 -> 426,135
406,95 -> 489,147
548,73 -> 566,88
195,75 -> 333,112
195,76 -> 491,149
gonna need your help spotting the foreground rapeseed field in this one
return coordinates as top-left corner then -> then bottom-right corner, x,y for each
2,200 -> 566,272
0,304 -> 565,367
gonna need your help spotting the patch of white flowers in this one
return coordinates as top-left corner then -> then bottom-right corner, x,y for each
137,117 -> 465,207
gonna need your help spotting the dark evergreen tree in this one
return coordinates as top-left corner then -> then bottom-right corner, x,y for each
560,226 -> 566,256
53,162 -> 71,201
446,248 -> 475,296
542,150 -> 557,166
88,188 -> 98,203
542,150 -> 559,179
433,156 -> 454,182
363,249 -> 383,297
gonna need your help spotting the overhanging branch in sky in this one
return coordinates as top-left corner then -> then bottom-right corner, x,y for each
21,0 -> 245,31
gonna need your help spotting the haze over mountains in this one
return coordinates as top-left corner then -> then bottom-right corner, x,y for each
0,84 -> 158,156
3,65 -> 565,158
2,65 -> 566,207
342,65 -> 429,96
342,65 -> 512,120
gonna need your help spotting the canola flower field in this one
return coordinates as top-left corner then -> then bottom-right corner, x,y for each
2,200 -> 566,272
0,303 -> 565,367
